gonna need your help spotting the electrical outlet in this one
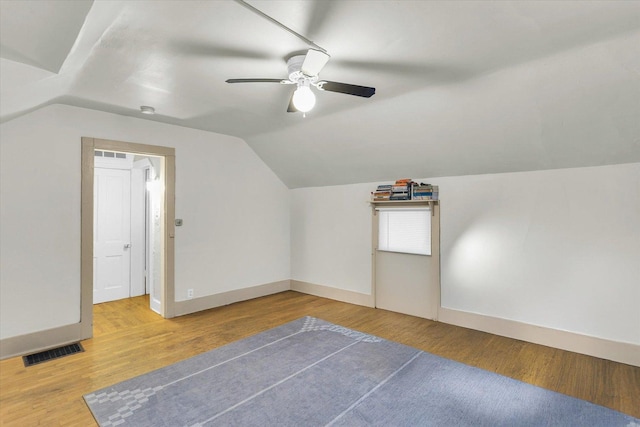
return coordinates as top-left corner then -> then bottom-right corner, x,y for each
187,289 -> 194,299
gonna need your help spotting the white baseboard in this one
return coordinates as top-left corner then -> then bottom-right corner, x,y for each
290,280 -> 375,308
173,280 -> 291,316
438,307 -> 640,367
0,323 -> 84,360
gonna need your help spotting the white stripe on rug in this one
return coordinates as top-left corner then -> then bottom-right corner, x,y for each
325,351 -> 423,427
190,340 -> 361,427
164,330 -> 304,388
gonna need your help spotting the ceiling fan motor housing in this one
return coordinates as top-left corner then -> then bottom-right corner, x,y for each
287,55 -> 318,83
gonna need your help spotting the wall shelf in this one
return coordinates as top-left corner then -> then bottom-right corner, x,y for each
369,200 -> 438,206
369,199 -> 439,214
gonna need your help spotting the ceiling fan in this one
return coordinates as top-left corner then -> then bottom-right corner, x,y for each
226,48 -> 376,114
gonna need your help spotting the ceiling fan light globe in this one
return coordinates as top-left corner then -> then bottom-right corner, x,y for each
292,86 -> 316,112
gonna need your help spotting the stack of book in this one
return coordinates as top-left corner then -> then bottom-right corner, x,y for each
372,184 -> 392,201
373,179 -> 434,201
412,184 -> 439,200
390,179 -> 412,200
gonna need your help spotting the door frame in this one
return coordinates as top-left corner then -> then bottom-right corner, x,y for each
80,137 -> 176,338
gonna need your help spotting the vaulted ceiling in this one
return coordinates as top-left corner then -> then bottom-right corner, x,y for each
1,0 -> 639,188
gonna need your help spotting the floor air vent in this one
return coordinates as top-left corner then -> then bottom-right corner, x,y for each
23,343 -> 84,367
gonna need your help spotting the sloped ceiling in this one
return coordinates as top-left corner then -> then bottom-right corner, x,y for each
0,0 -> 93,73
1,0 -> 639,188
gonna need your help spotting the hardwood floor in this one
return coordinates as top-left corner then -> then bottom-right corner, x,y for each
1,291 -> 638,425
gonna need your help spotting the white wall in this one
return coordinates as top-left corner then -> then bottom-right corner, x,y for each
290,164 -> 640,345
291,184 -> 374,294
438,164 -> 639,345
1,103 -> 637,351
0,104 -> 290,340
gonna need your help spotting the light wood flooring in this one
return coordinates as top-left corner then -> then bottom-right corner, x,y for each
1,291 -> 638,425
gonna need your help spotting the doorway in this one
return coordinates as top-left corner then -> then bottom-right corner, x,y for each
80,138 -> 176,339
92,152 -> 163,313
373,203 -> 440,320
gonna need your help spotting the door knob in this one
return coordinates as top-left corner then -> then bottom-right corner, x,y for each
124,243 -> 131,249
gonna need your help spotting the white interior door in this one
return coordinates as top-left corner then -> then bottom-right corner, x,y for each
375,204 -> 440,319
94,168 -> 131,304
147,173 -> 162,315
130,160 -> 151,298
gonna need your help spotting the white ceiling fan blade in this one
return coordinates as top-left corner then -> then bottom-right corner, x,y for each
301,48 -> 330,77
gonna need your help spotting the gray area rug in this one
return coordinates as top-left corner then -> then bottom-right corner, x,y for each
84,316 -> 639,426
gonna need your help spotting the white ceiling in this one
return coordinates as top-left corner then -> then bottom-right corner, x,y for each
1,0 -> 639,188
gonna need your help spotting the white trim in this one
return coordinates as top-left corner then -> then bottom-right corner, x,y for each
290,280 -> 375,308
173,280 -> 291,316
438,307 -> 640,367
